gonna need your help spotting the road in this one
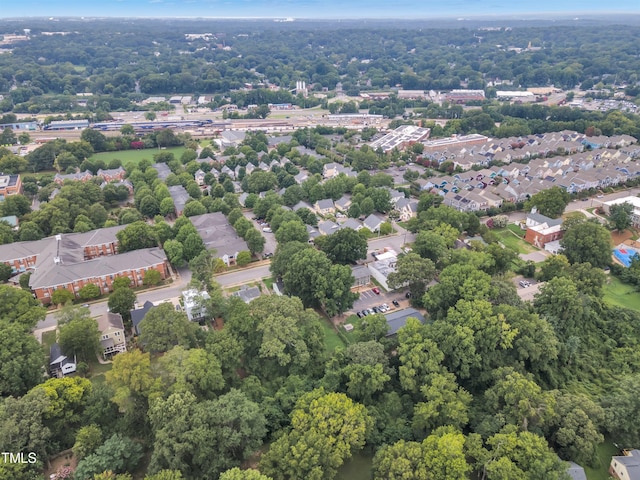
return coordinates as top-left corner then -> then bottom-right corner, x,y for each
34,268 -> 193,336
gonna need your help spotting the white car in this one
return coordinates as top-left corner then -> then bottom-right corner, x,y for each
262,227 -> 272,233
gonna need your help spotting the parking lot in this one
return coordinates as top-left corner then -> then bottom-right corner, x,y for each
350,287 -> 411,316
243,211 -> 278,259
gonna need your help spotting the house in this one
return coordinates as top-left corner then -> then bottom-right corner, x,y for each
97,312 -> 127,359
50,342 -> 76,377
151,163 -> 172,180
386,188 -> 405,205
566,462 -> 587,480
524,208 -> 564,250
335,195 -> 352,211
97,166 -> 126,182
232,285 -> 261,303
318,220 -> 341,236
396,198 -> 418,221
189,212 -> 249,266
194,169 -> 206,186
183,289 -> 210,323
292,200 -> 314,212
351,265 -> 371,288
315,199 -> 335,215
0,173 -> 23,199
384,308 -> 426,336
53,170 -> 93,185
363,214 -> 384,232
340,218 -> 363,231
168,185 -> 190,216
131,300 -> 154,336
294,171 -> 308,184
610,449 -> 640,480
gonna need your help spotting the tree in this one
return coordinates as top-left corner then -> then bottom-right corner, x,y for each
387,253 -> 436,298
524,186 -> 571,218
219,468 -> 272,480
73,424 -> 103,461
397,317 -> 445,394
182,232 -> 205,261
139,303 -> 199,353
148,390 -> 266,479
0,284 -> 46,329
79,283 -> 101,301
412,372 -> 472,434
157,346 -> 224,400
270,241 -> 311,279
163,239 -> 185,266
379,221 -> 393,235
59,316 -> 102,362
561,220 -> 611,268
107,288 -> 137,320
603,374 -> 640,446
546,392 -> 604,467
245,228 -> 266,254
106,350 -> 159,413
183,200 -> 207,217
236,250 -> 252,266
139,195 -> 160,218
318,228 -> 367,264
0,194 -> 31,217
609,202 -> 633,231
0,322 -> 44,396
51,288 -> 74,306
260,389 -> 372,480
116,221 -> 158,252
73,434 -> 143,480
143,269 -> 162,286
275,219 -> 308,244
0,263 -> 11,283
372,440 -> 427,480
421,427 -> 472,480
283,249 -> 357,317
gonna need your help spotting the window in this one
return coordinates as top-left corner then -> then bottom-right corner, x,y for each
101,334 -> 109,340
115,331 -> 121,336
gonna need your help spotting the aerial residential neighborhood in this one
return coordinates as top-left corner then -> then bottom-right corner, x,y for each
2,11 -> 640,480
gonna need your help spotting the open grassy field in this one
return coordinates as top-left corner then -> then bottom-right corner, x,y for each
494,228 -> 537,254
320,319 -> 347,353
584,441 -> 618,480
603,276 -> 640,312
89,146 -> 188,166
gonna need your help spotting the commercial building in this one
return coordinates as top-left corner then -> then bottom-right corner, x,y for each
602,196 -> 640,227
523,209 -> 564,252
0,173 -> 22,199
444,89 -> 486,103
369,125 -> 431,153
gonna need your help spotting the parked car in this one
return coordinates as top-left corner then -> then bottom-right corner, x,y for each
372,287 -> 380,294
405,292 -> 412,298
263,252 -> 273,258
361,310 -> 369,317
81,304 -> 90,308
262,227 -> 272,233
372,306 -> 380,313
356,311 -> 363,318
392,300 -> 400,307
366,308 -> 374,315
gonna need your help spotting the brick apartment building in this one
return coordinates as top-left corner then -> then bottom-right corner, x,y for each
0,225 -> 170,303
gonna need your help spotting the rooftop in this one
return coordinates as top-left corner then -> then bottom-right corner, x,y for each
384,308 -> 426,336
189,212 -> 249,257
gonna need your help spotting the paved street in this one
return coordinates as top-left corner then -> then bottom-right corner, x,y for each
215,264 -> 272,287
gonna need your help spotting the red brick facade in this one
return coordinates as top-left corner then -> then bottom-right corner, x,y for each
524,228 -> 564,249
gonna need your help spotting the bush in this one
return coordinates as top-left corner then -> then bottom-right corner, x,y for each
79,284 -> 101,301
236,251 -> 252,267
143,269 -> 162,286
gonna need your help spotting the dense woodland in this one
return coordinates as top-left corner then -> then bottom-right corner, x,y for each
2,16 -> 640,480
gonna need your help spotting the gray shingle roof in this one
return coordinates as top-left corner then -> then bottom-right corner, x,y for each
131,300 -> 154,335
384,308 -> 425,336
189,212 -> 249,257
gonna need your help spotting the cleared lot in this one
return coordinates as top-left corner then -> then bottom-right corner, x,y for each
350,288 -> 410,315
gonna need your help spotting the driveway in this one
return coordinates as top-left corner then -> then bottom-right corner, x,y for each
243,211 -> 277,258
520,251 -> 549,263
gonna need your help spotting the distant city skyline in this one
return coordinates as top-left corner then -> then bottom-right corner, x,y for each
1,0 -> 639,19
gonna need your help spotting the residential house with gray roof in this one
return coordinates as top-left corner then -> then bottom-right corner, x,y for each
363,214 -> 384,232
168,185 -> 190,216
189,212 -> 249,266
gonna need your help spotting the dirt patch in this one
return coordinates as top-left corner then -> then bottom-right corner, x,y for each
611,229 -> 634,245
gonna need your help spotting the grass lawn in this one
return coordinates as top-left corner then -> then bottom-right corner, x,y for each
89,146 -> 188,166
603,277 -> 640,312
41,329 -> 57,351
262,277 -> 274,291
507,223 -> 526,237
320,319 -> 347,353
584,441 -> 618,480
494,228 -> 537,254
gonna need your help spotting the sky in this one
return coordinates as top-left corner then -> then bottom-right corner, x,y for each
1,0 -> 639,19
